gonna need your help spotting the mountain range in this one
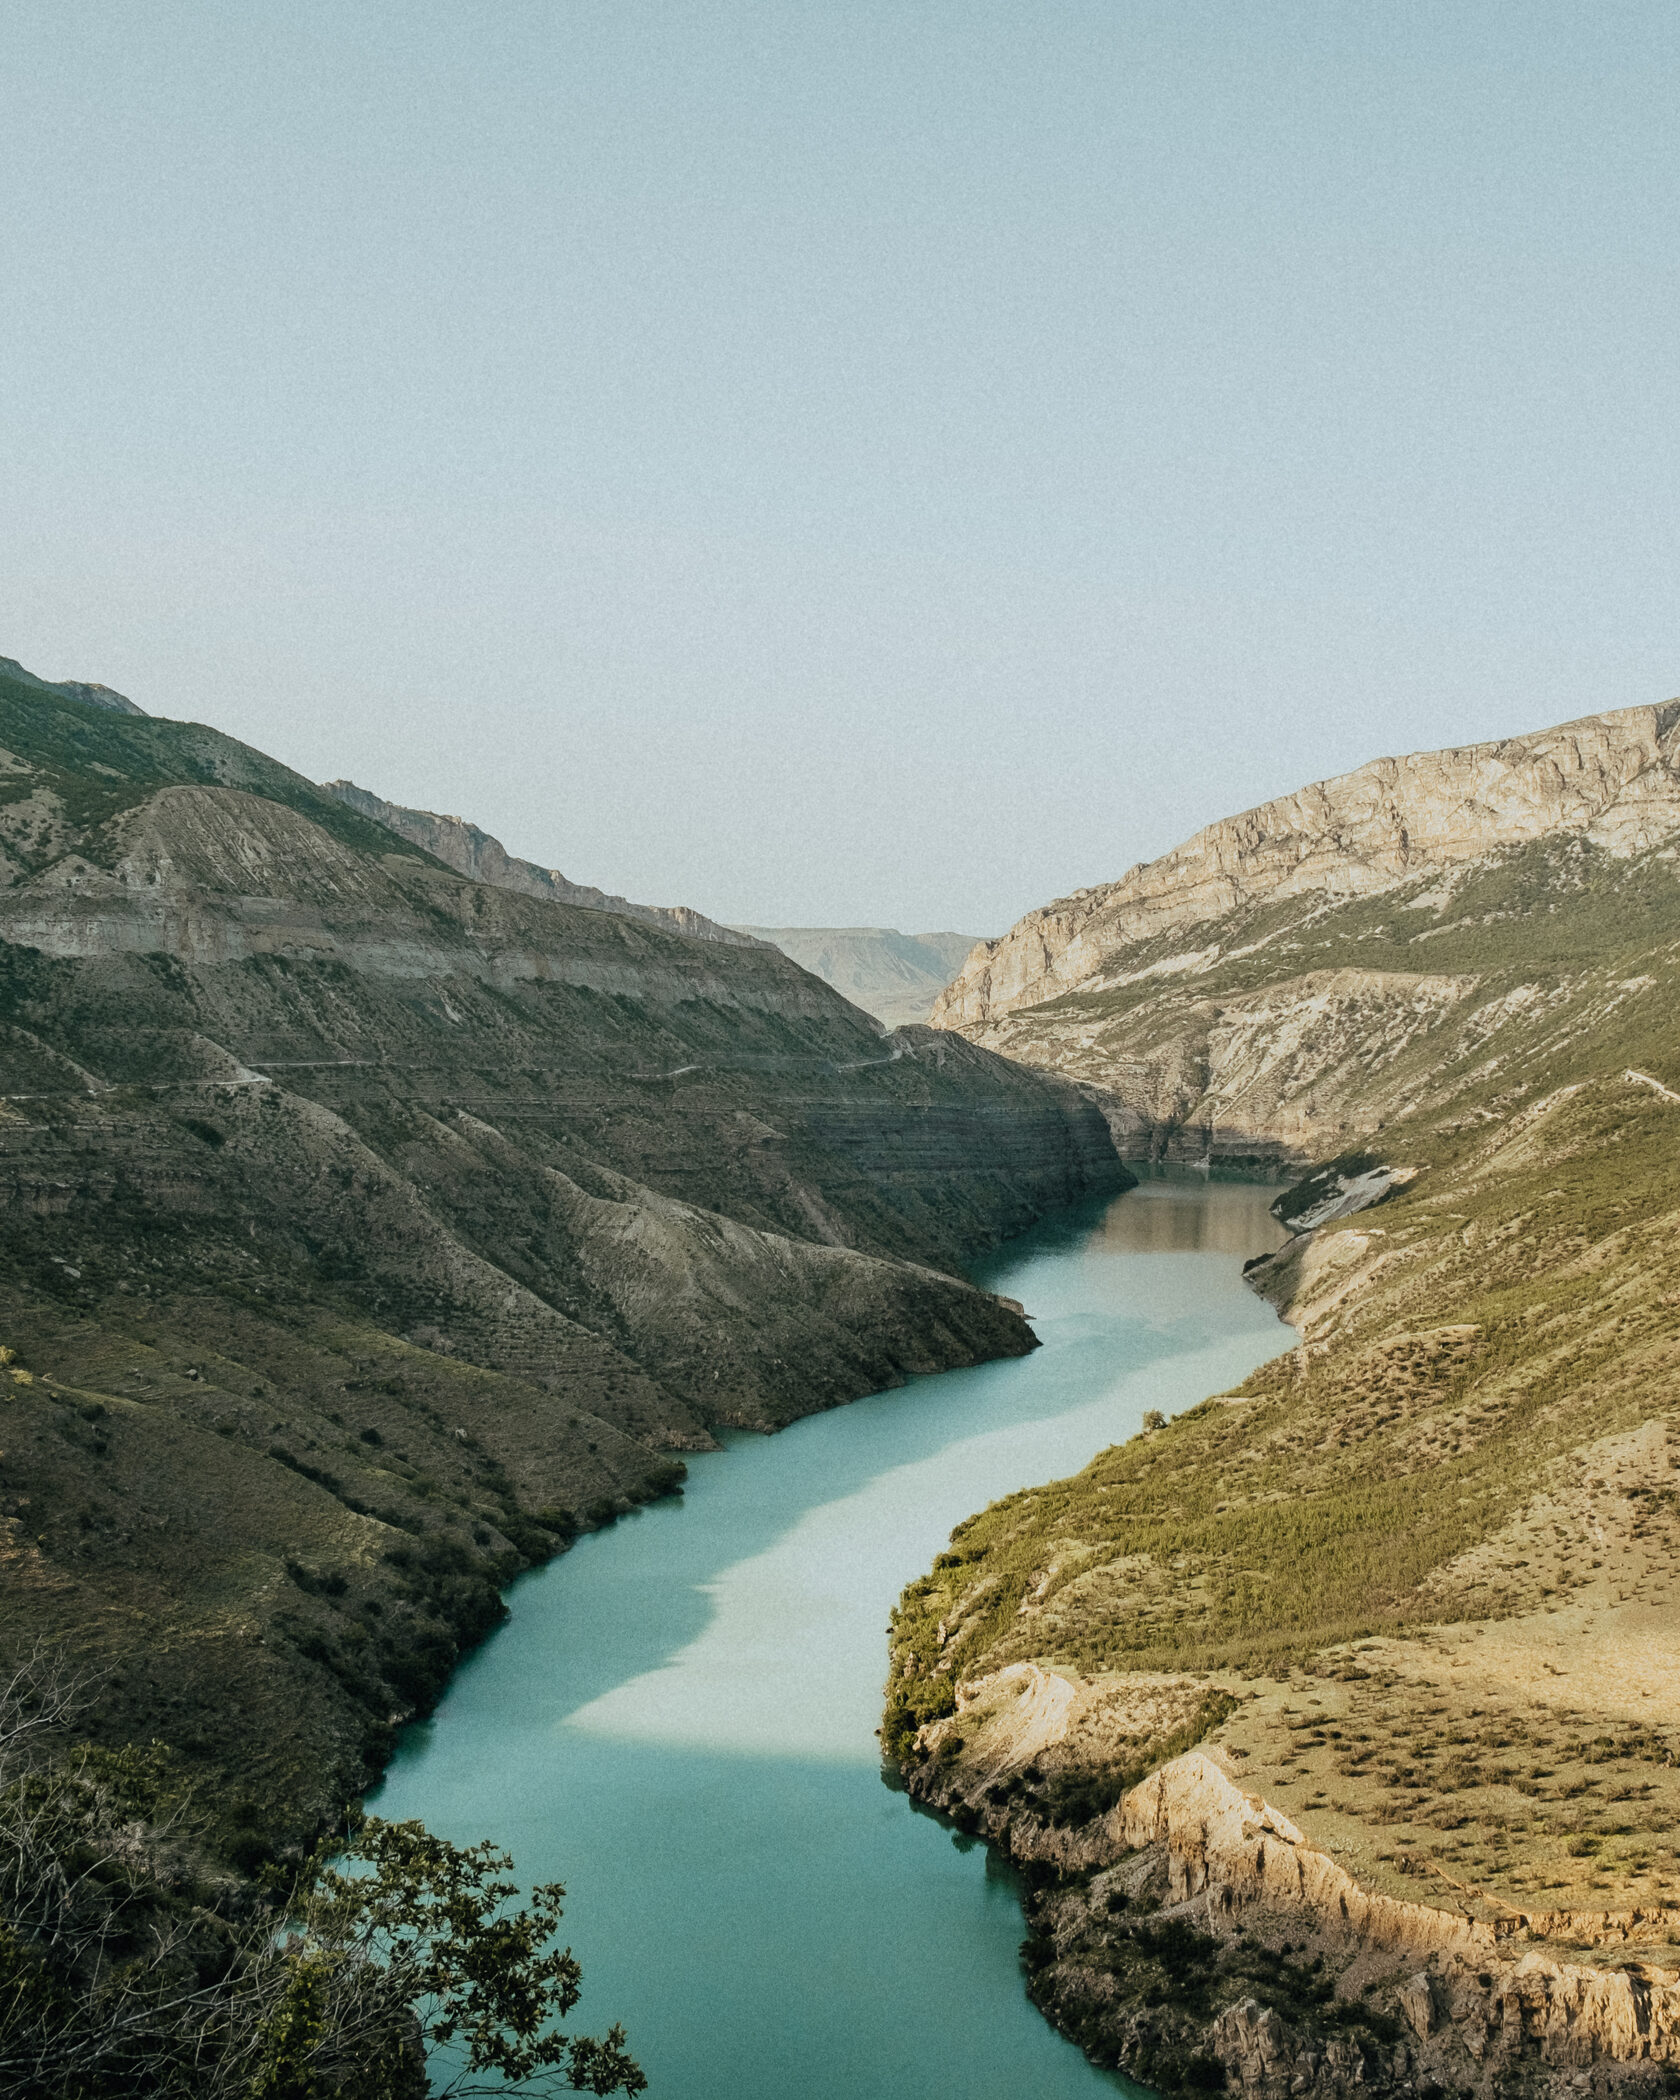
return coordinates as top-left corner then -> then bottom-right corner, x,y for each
732,924 -> 983,1027
8,649 -> 1680,2098
0,653 -> 1121,1845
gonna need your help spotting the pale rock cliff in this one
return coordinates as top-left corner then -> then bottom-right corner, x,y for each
905,1672 -> 1680,2098
931,704 -> 1680,1165
936,705 -> 1680,1033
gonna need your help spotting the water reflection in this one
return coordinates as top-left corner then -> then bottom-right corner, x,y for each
1089,1174 -> 1290,1256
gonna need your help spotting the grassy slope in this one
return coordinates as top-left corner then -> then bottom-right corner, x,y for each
0,656 -> 427,866
977,831 -> 1680,1165
888,835 -> 1680,1938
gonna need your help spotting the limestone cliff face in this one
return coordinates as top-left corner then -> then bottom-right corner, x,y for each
937,705 -> 1680,1033
903,1673 -> 1680,2100
932,704 -> 1680,1165
320,779 -> 758,948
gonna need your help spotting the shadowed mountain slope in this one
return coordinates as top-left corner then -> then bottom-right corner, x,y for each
0,655 -> 1123,1846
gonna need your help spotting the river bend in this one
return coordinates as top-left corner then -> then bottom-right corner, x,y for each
371,1175 -> 1291,2097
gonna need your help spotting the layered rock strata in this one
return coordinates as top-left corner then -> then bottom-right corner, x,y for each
0,655 -> 1126,1841
903,1673 -> 1680,2099
932,704 -> 1680,1166
937,705 -> 1680,1033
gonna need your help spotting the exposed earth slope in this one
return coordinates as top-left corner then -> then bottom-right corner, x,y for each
0,655 -> 1124,1856
934,704 -> 1680,1166
895,707 -> 1680,2098
733,924 -> 984,1027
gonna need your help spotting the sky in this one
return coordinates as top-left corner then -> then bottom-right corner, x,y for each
3,3 -> 1679,934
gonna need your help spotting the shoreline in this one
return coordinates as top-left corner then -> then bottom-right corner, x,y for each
884,1177 -> 1680,2100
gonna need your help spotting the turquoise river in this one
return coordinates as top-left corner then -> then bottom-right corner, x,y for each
371,1174 -> 1293,2098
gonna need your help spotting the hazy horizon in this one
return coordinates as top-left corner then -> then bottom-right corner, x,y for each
5,3 -> 1678,932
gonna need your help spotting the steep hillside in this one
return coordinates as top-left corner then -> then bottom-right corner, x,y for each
935,705 -> 1680,1166
892,711 -> 1680,2099
0,654 -> 144,716
734,924 -> 984,1026
0,656 -> 1124,1851
321,777 -> 755,946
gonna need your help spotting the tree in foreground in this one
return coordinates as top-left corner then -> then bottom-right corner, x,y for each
0,1650 -> 645,2099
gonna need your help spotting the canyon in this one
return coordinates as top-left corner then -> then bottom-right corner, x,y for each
0,654 -> 1122,1848
9,658 -> 1680,2099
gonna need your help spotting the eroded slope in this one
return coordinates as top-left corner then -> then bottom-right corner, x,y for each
0,659 -> 1124,1850
935,705 -> 1680,1168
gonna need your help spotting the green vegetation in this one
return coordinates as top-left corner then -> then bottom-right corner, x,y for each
886,814 -> 1680,2080
0,658 -> 438,870
1213,1673 -> 1680,1920
891,828 -> 1680,1708
892,1071 -> 1680,1693
1029,831 -> 1680,1029
0,1655 -> 643,2098
993,827 -> 1680,1186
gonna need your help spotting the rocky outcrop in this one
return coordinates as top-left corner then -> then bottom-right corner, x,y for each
935,705 -> 1680,1033
901,1678 -> 1680,2099
929,704 -> 1680,1166
320,779 -> 758,947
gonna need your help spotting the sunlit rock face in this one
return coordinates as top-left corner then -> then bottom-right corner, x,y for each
932,703 -> 1680,1165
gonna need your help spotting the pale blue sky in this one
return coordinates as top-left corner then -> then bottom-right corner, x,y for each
4,3 -> 1678,931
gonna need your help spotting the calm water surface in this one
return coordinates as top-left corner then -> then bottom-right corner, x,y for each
371,1176 -> 1292,2098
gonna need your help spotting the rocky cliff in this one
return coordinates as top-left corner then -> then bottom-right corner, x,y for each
0,653 -> 1125,1847
934,705 -> 1680,1166
891,697 -> 1680,2097
902,1692 -> 1680,2100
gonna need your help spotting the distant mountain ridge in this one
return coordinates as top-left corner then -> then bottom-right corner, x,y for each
0,653 -> 145,716
319,779 -> 760,948
736,924 -> 984,1027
